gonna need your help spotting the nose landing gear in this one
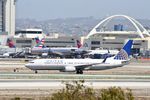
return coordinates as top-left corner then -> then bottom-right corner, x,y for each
76,69 -> 83,74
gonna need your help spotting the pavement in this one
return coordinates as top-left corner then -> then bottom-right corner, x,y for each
0,79 -> 150,89
0,58 -> 149,99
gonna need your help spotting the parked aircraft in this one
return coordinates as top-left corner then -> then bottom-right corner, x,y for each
76,40 -> 119,59
87,49 -> 119,59
0,38 -> 16,57
31,38 -> 89,58
25,40 -> 133,74
0,38 -> 25,58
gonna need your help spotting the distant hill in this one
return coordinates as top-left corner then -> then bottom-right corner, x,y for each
16,17 -> 150,36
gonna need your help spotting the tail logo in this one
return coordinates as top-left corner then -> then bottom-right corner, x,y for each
114,40 -> 133,60
76,40 -> 82,48
7,38 -> 15,48
114,49 -> 128,60
35,37 -> 40,44
41,38 -> 45,44
34,37 -> 46,48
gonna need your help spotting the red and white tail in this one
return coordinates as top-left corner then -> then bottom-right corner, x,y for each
34,37 -> 46,48
76,40 -> 82,48
35,37 -> 40,44
40,38 -> 45,44
7,38 -> 16,48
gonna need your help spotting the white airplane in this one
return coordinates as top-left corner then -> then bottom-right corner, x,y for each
31,38 -> 88,58
25,40 -> 133,74
88,49 -> 119,55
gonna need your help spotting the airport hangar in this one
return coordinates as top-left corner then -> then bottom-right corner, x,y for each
12,15 -> 150,54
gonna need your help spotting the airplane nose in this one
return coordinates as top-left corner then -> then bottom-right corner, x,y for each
25,63 -> 32,69
25,63 -> 29,66
25,63 -> 36,70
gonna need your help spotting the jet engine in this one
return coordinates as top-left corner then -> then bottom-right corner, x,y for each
61,66 -> 76,72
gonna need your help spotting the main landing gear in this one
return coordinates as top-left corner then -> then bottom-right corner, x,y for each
76,69 -> 83,74
35,70 -> 38,74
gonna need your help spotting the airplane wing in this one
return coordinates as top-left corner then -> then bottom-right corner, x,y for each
53,52 -> 63,55
75,63 -> 100,70
74,57 -> 108,70
75,62 -> 105,70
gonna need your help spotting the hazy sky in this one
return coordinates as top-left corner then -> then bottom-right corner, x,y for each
16,0 -> 150,20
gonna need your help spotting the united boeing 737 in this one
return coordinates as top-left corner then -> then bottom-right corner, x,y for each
25,40 -> 133,74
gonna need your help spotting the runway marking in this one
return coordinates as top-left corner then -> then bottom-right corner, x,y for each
0,80 -> 149,89
0,74 -> 150,79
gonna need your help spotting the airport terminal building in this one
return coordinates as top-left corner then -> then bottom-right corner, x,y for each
14,29 -> 79,48
0,0 -> 149,55
0,5 -> 149,55
12,15 -> 150,55
81,15 -> 150,53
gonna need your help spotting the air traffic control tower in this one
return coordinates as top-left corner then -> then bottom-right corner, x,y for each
0,0 -> 16,35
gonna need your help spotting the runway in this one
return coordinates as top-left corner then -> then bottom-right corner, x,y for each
0,61 -> 150,75
0,78 -> 150,99
0,73 -> 150,79
0,59 -> 149,99
0,59 -> 149,89
0,79 -> 150,89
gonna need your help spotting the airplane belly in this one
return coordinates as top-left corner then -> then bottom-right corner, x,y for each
25,64 -> 64,70
89,63 -> 123,70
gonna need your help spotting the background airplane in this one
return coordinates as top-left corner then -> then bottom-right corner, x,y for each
31,38 -> 89,58
31,38 -> 118,58
0,38 -> 26,58
0,38 -> 17,58
25,40 -> 133,74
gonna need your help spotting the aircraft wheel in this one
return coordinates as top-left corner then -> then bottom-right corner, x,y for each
80,70 -> 83,74
35,70 -> 38,74
76,70 -> 80,74
76,69 -> 83,74
13,69 -> 16,72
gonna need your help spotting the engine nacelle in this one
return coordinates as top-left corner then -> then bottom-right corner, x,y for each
60,66 -> 76,72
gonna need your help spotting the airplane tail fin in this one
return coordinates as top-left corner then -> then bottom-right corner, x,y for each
7,38 -> 16,48
34,37 -> 46,48
76,40 -> 82,48
40,38 -> 45,44
114,40 -> 133,60
35,37 -> 40,44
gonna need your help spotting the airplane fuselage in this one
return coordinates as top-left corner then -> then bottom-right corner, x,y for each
25,58 -> 127,71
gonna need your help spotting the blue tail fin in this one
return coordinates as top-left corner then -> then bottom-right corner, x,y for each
114,40 -> 133,60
